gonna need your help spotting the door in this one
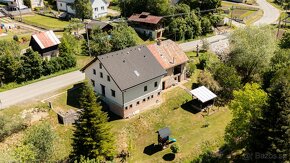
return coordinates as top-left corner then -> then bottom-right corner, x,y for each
101,84 -> 106,97
162,81 -> 165,90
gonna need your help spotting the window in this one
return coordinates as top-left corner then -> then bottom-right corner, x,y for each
95,7 -> 98,11
147,96 -> 150,100
107,75 -> 110,82
151,95 -> 154,98
154,81 -> 158,87
100,72 -> 103,78
143,98 -> 146,102
111,89 -> 115,97
91,79 -> 95,87
99,63 -> 102,69
93,69 -> 96,75
136,101 -> 140,105
158,92 -> 161,96
144,86 -> 147,92
130,104 -> 133,108
125,106 -> 128,110
101,6 -> 104,10
60,3 -> 62,7
101,84 -> 106,97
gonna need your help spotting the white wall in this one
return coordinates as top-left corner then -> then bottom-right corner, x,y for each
57,0 -> 107,18
123,76 -> 162,105
84,60 -> 123,106
91,0 -> 108,19
57,1 -> 67,11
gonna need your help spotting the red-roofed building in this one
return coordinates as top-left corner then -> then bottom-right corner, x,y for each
147,40 -> 189,90
128,12 -> 164,39
29,30 -> 61,59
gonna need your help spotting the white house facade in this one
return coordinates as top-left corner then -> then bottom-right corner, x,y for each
56,0 -> 108,19
82,45 -> 166,118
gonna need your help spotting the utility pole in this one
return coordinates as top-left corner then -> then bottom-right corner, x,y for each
16,0 -> 22,22
277,0 -> 284,39
230,6 -> 234,27
85,22 -> 91,57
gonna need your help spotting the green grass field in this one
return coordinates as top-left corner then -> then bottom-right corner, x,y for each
21,14 -> 69,30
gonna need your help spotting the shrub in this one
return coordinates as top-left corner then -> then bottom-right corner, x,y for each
170,144 -> 180,154
186,62 -> 196,77
22,122 -> 55,161
13,35 -> 19,42
21,36 -> 29,43
0,115 -> 27,142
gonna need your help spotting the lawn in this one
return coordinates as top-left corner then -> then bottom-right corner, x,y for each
21,14 -> 69,30
110,86 -> 231,162
0,74 -> 232,162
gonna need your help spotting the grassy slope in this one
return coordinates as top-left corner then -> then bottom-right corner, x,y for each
21,14 -> 69,30
111,86 -> 231,162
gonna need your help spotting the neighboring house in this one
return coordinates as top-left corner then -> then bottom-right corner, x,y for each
56,0 -> 109,19
30,0 -> 44,9
81,45 -> 167,118
128,12 -> 164,40
147,40 -> 189,90
29,30 -> 61,59
5,0 -> 28,10
86,20 -> 113,34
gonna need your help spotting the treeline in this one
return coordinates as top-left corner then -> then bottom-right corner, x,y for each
119,0 -> 221,18
118,0 -> 223,41
0,33 -> 78,85
192,27 -> 290,162
88,23 -> 139,56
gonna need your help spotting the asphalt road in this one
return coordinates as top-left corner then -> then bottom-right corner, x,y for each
179,0 -> 280,53
0,0 -> 281,110
254,0 -> 280,26
0,71 -> 85,109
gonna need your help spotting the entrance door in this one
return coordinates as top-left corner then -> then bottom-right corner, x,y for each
178,75 -> 181,82
162,81 -> 165,90
101,84 -> 106,97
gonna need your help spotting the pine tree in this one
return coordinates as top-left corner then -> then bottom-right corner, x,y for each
247,68 -> 290,161
71,82 -> 116,161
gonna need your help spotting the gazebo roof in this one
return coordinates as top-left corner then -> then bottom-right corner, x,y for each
157,127 -> 171,139
190,86 -> 217,103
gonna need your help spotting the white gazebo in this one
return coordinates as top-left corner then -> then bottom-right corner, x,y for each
189,86 -> 217,113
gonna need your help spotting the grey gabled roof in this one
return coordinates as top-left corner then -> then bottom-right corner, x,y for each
158,127 -> 171,138
97,45 -> 166,91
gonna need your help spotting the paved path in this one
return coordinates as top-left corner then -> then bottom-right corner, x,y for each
179,0 -> 280,53
254,0 -> 280,25
0,71 -> 85,109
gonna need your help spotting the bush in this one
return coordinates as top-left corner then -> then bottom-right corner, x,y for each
13,35 -> 19,42
0,115 -> 27,142
186,62 -> 196,77
170,144 -> 180,154
21,36 -> 29,43
22,122 -> 55,161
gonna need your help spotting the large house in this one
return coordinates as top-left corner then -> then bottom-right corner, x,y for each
128,12 -> 164,40
82,40 -> 188,118
82,45 -> 167,118
147,40 -> 189,90
56,0 -> 109,19
29,30 -> 61,59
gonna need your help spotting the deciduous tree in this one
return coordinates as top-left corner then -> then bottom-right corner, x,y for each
74,0 -> 92,20
225,83 -> 268,150
228,26 -> 276,83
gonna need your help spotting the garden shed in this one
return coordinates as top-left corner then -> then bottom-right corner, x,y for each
190,86 -> 217,112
